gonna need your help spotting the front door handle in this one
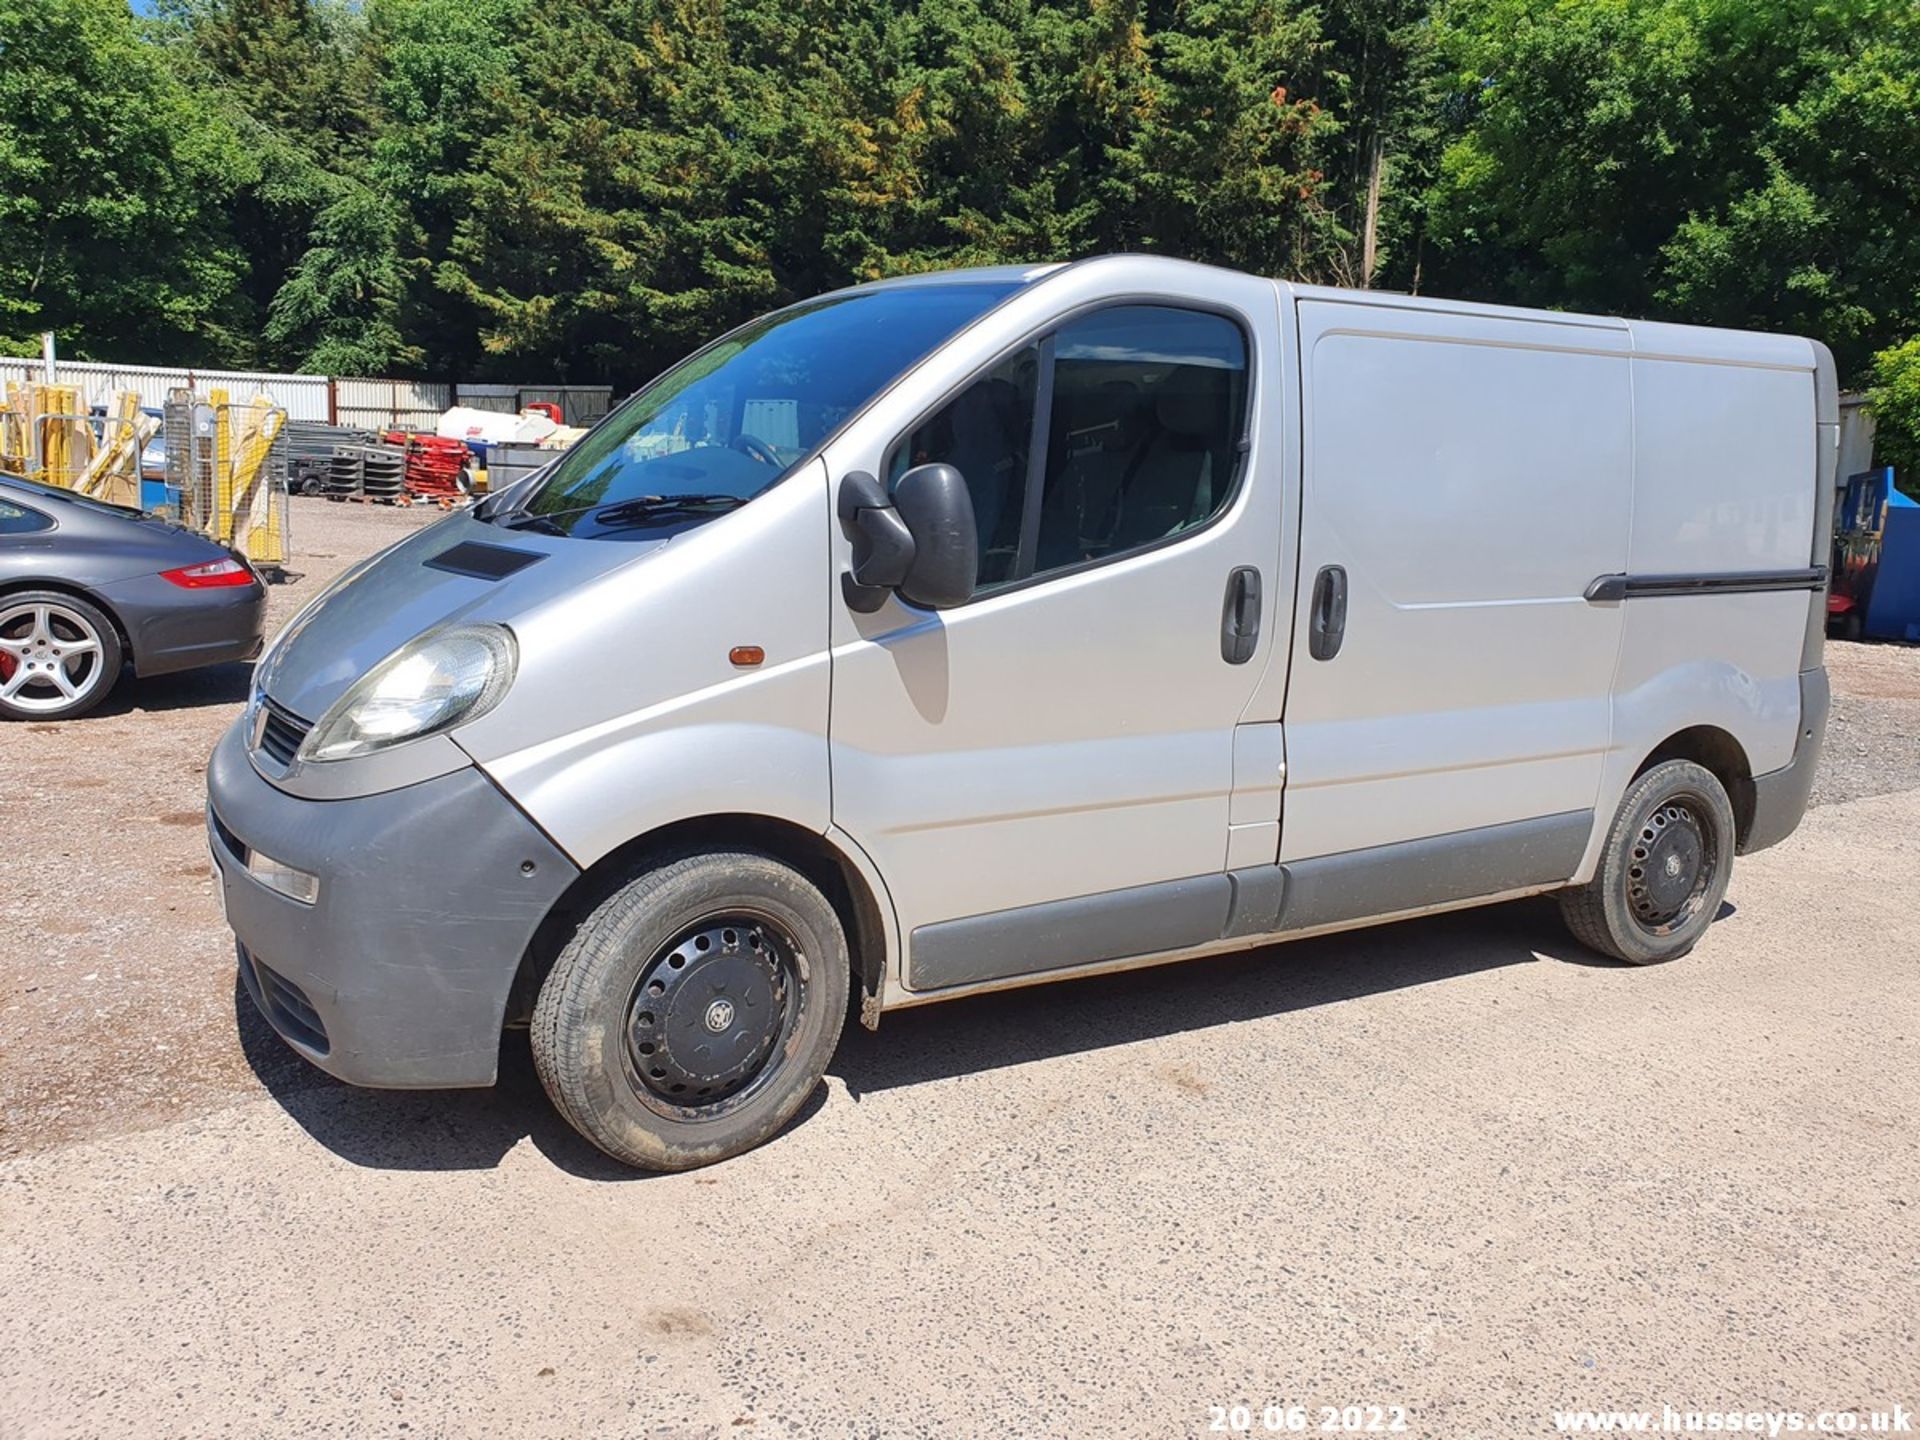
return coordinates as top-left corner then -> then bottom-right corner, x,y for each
1221,566 -> 1262,664
1308,564 -> 1347,660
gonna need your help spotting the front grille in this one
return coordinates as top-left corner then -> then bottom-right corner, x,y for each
247,952 -> 330,1054
256,699 -> 311,767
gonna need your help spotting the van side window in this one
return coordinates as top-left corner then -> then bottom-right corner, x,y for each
0,499 -> 53,534
1032,306 -> 1247,577
886,344 -> 1040,589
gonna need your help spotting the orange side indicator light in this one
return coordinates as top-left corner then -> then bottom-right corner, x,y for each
729,646 -> 766,668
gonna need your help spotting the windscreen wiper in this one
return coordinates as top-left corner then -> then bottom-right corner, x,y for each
590,494 -> 748,529
501,492 -> 747,533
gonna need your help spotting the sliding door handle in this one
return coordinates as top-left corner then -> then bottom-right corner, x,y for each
1308,564 -> 1347,661
1220,566 -> 1262,664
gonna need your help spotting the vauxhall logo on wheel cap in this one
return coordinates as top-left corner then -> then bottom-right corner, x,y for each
704,999 -> 735,1033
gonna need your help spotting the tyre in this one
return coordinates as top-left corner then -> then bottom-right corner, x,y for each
531,849 -> 849,1170
1559,759 -> 1735,964
0,591 -> 123,721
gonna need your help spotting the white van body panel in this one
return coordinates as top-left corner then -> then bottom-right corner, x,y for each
822,257 -> 1294,974
1571,324 -> 1823,878
1280,296 -> 1633,861
460,461 -> 835,866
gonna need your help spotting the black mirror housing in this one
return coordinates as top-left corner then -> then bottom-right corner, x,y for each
892,463 -> 977,610
838,470 -> 915,612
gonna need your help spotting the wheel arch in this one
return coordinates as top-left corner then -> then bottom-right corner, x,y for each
507,812 -> 894,1036
1633,725 -> 1756,848
0,577 -> 133,661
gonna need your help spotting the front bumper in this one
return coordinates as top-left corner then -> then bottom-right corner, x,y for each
99,571 -> 268,677
207,718 -> 579,1087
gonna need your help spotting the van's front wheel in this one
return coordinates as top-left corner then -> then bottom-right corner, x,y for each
1558,759 -> 1735,965
531,850 -> 849,1170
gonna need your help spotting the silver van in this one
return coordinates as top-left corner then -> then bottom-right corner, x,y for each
208,256 -> 1835,1170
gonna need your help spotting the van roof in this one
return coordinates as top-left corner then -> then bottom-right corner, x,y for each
836,255 -> 1818,373
1285,278 -> 1814,370
832,263 -> 1068,295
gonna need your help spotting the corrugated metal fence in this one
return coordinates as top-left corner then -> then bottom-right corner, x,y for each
1,359 -> 614,430
0,357 -> 331,420
334,379 -> 614,429
332,377 -> 451,431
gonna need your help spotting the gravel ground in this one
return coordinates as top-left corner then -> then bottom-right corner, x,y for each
1813,639 -> 1920,805
2,786 -> 1916,1439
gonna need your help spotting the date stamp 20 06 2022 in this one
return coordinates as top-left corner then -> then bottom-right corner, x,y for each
1207,1404 -> 1411,1435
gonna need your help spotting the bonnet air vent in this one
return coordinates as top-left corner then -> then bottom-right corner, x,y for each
423,542 -> 546,581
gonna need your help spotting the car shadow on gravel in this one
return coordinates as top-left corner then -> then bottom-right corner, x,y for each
94,660 -> 254,717
237,893 -> 1627,1181
831,894 -> 1606,1095
233,975 -> 661,1182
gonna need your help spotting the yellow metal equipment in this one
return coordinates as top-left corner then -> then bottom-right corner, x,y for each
0,383 -> 98,489
76,392 -> 155,507
166,388 -> 290,571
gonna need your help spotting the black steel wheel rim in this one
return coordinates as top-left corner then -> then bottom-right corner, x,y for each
1626,796 -> 1717,936
622,910 -> 807,1120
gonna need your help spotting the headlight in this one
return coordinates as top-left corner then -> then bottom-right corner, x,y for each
299,625 -> 517,762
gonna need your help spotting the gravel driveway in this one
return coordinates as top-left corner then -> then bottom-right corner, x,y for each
1,499 -> 1914,1437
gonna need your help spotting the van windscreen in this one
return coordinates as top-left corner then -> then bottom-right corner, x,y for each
506,282 -> 1022,540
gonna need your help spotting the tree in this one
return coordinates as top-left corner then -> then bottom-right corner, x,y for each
1313,0 -> 1445,289
1868,339 -> 1920,499
1421,0 -> 1920,378
0,0 -> 246,361
152,0 -> 396,370
1655,2 -> 1920,375
265,182 -> 418,374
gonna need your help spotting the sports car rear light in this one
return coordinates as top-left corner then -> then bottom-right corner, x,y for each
160,557 -> 255,588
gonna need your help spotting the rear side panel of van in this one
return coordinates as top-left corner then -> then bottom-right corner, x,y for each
1278,289 -> 1829,903
1585,321 -> 1828,869
1281,296 -> 1632,888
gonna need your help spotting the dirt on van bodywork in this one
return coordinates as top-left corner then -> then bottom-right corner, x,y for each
0,498 -> 438,1160
0,514 -> 1914,1161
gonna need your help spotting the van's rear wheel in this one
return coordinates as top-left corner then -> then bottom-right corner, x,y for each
1559,759 -> 1735,965
531,850 -> 848,1170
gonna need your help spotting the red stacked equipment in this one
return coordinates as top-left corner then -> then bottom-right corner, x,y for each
383,431 -> 472,500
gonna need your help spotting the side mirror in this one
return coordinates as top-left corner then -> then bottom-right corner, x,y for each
892,463 -> 977,610
837,466 -> 976,612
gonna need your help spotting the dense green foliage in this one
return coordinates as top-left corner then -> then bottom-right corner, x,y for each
0,0 -> 246,359
3,0 -> 1917,463
1869,339 -> 1920,495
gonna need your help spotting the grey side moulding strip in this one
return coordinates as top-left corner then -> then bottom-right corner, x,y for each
907,872 -> 1233,991
906,809 -> 1595,992
1272,809 -> 1592,934
1585,567 -> 1827,602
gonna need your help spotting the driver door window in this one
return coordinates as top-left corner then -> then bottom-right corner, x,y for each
886,305 -> 1249,596
887,345 -> 1039,588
